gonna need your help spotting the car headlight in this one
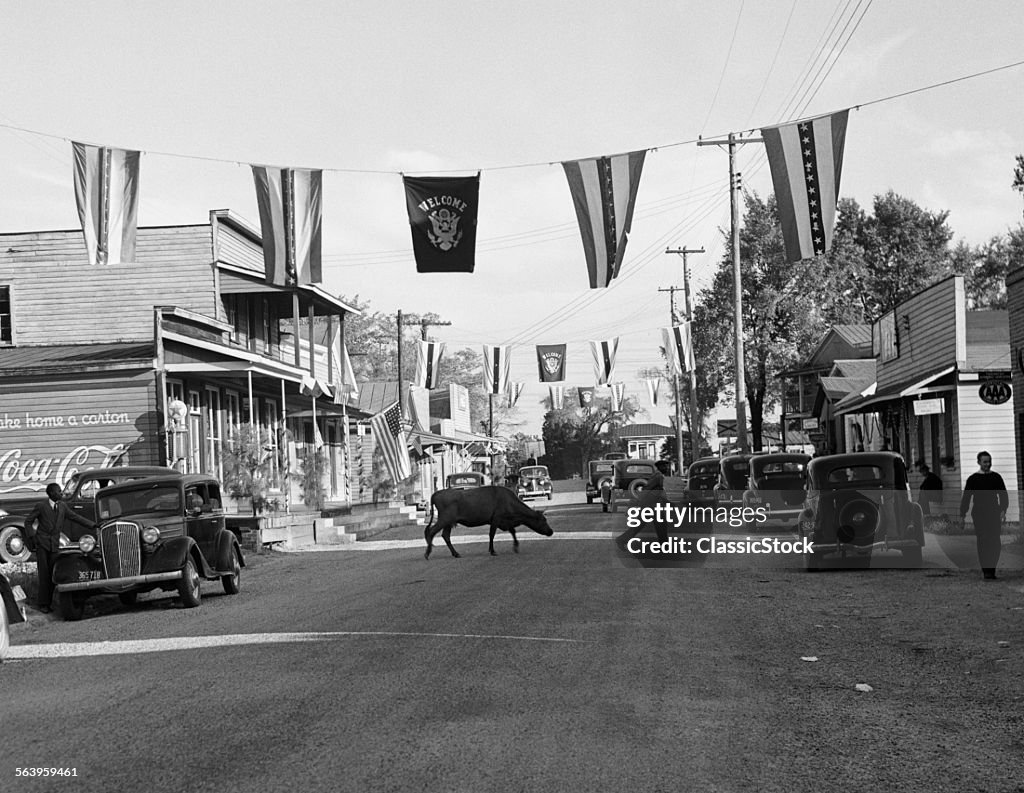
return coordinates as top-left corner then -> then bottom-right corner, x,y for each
141,526 -> 161,545
79,535 -> 96,553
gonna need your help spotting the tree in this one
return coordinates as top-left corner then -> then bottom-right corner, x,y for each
949,231 -> 1024,309
539,393 -> 641,478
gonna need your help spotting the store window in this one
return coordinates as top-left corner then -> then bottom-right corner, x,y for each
0,286 -> 12,344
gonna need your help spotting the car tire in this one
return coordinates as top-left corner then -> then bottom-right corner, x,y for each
0,522 -> 31,564
58,591 -> 85,621
178,557 -> 201,608
222,548 -> 241,595
118,591 -> 138,607
628,478 -> 648,497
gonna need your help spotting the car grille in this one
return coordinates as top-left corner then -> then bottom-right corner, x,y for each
100,521 -> 142,579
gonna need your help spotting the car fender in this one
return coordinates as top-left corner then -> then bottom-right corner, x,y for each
52,551 -> 104,586
215,530 -> 244,573
144,536 -> 199,575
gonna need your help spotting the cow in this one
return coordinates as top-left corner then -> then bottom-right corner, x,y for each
424,486 -> 554,559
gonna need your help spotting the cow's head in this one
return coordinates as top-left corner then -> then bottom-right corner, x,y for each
527,509 -> 554,537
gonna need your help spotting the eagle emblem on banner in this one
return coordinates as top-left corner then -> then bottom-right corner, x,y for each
542,352 -> 563,376
427,207 -> 462,251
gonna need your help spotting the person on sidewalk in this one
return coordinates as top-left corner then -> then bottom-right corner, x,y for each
959,451 -> 1009,580
23,482 -> 97,613
916,461 -> 943,516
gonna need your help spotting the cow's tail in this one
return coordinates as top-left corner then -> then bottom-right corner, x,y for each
423,498 -> 436,540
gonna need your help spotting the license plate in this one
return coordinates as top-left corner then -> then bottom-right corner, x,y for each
77,571 -> 103,582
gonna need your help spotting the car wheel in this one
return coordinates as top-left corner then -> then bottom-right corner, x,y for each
118,591 -> 138,606
901,546 -> 923,568
628,478 -> 648,497
0,523 -> 30,564
58,591 -> 85,621
178,557 -> 201,608
222,548 -> 241,595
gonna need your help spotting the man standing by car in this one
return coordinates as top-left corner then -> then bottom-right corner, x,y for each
959,451 -> 1009,580
23,482 -> 96,613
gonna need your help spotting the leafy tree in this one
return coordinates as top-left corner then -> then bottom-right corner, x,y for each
949,231 -> 1024,310
539,393 -> 641,478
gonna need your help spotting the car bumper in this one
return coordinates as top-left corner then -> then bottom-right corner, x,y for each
55,570 -> 183,593
808,538 -> 922,556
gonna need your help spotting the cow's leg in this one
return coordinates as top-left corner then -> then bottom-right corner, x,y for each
489,524 -> 498,555
442,526 -> 460,558
424,523 -> 439,559
509,527 -> 519,553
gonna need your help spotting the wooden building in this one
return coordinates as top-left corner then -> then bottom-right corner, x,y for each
0,210 -> 361,511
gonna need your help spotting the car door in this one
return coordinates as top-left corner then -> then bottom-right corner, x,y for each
184,483 -> 221,565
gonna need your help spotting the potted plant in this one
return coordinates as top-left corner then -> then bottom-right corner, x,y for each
221,424 -> 274,516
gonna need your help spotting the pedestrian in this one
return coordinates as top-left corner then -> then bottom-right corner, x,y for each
647,460 -> 671,491
916,461 -> 943,516
959,451 -> 1009,580
23,482 -> 97,613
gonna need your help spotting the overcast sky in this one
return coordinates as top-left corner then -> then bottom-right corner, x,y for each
2,1 -> 1023,436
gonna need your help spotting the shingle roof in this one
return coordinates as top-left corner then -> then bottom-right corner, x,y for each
618,423 -> 674,438
0,342 -> 154,372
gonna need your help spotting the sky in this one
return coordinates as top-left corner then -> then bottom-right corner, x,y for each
2,0 -> 1023,438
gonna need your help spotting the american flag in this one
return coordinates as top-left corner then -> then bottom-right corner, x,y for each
590,337 -> 619,385
72,142 -> 140,265
562,150 -> 646,288
370,401 -> 412,483
251,165 -> 323,286
662,323 -> 695,375
762,110 -> 849,263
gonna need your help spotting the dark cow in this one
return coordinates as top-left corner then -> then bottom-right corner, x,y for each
424,486 -> 554,559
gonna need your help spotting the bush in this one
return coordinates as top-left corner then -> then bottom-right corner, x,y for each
221,425 -> 276,515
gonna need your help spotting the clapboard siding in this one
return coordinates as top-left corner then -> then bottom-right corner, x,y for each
876,277 -> 962,391
0,226 -> 216,345
216,223 -> 265,274
955,384 -> 1018,521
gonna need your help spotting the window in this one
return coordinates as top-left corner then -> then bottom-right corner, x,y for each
205,388 -> 223,480
0,286 -> 12,344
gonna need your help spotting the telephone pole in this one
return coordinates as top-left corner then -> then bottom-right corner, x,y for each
658,284 -> 684,474
698,133 -> 762,453
665,245 -> 704,467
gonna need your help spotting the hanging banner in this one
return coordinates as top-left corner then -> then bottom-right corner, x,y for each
507,381 -> 525,408
762,110 -> 849,263
483,344 -> 511,395
251,165 -> 323,286
414,340 -> 446,389
662,323 -> 695,375
609,382 -> 626,413
645,377 -> 661,406
549,385 -> 565,411
72,142 -> 141,265
562,150 -> 646,288
403,174 -> 480,273
536,344 -> 567,382
331,322 -> 359,404
578,387 -> 595,409
590,337 -> 619,385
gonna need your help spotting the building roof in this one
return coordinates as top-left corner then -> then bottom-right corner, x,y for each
0,342 -> 154,374
618,423 -> 674,438
831,324 -> 872,348
829,358 -> 876,381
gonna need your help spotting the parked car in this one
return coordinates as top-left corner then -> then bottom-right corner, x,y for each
1,571 -> 27,661
0,465 -> 177,564
685,457 -> 721,508
585,460 -> 616,504
715,453 -> 755,509
446,472 -> 486,490
798,451 -> 925,570
517,465 -> 553,501
613,459 -> 659,498
51,473 -> 244,620
742,453 -> 811,529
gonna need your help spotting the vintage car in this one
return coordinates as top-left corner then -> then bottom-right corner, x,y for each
685,457 -> 721,508
714,453 -> 755,509
446,471 -> 486,490
1,571 -> 27,662
798,451 -> 925,570
516,465 -> 553,501
742,453 -> 811,528
613,459 -> 659,498
51,473 -> 244,620
0,465 -> 177,564
585,460 -> 616,504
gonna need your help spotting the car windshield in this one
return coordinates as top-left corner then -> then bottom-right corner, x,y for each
590,463 -> 613,473
520,467 -> 548,478
623,464 -> 654,474
721,460 -> 750,488
97,484 -> 181,520
826,465 -> 884,484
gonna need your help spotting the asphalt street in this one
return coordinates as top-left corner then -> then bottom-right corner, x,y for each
4,494 -> 1023,793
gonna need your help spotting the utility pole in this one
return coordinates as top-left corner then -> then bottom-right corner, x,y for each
698,133 -> 762,453
665,245 -> 704,468
658,284 -> 685,475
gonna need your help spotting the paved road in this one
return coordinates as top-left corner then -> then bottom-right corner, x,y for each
4,502 -> 1023,792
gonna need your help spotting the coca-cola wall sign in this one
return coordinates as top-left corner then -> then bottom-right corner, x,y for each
0,379 -> 157,495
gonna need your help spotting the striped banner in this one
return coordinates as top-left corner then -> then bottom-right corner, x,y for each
549,385 -> 565,411
414,340 -> 446,389
662,323 -> 695,375
562,150 -> 646,288
483,344 -> 511,395
507,381 -> 525,408
609,382 -> 626,413
330,322 -> 359,404
645,377 -> 661,406
251,165 -> 323,286
590,338 -> 619,385
370,401 -> 412,483
762,110 -> 849,263
72,142 -> 140,265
